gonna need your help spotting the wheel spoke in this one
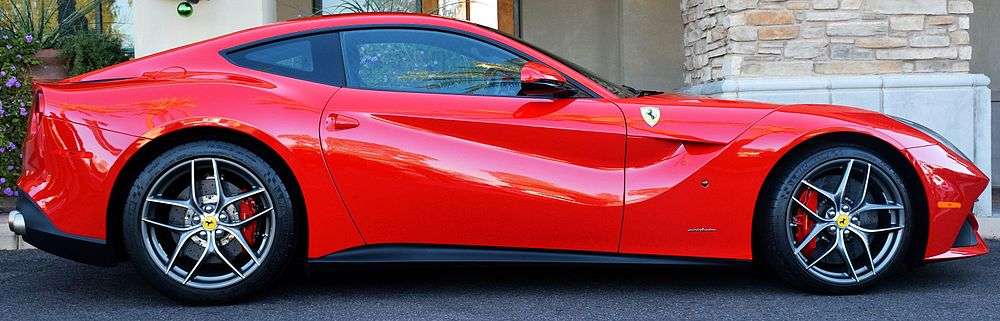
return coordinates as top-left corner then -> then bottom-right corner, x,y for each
213,234 -> 245,279
211,159 -> 225,206
792,198 -> 831,222
795,222 -> 834,254
165,230 -> 199,274
142,217 -> 198,232
801,180 -> 837,205
855,163 -> 872,210
806,232 -> 840,269
851,224 -> 904,234
190,160 -> 200,208
183,234 -> 211,284
834,159 -> 855,201
145,197 -> 193,211
837,234 -> 859,282
852,202 -> 904,215
221,188 -> 266,210
847,227 -> 877,276
219,226 -> 260,264
220,207 -> 273,228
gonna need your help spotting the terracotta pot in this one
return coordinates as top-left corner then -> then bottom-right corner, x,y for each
29,49 -> 68,83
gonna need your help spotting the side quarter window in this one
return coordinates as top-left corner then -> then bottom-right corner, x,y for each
226,33 -> 344,86
340,28 -> 529,97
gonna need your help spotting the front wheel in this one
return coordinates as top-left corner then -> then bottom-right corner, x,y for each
122,141 -> 297,304
758,145 -> 912,293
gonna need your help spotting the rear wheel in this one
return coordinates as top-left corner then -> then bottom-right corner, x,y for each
122,141 -> 296,304
759,145 -> 912,293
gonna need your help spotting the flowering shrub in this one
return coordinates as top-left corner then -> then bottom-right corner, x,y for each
0,31 -> 39,197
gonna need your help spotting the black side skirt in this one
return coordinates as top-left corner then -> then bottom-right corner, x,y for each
309,245 -> 750,267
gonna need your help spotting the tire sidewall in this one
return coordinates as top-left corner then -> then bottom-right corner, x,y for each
121,141 -> 296,304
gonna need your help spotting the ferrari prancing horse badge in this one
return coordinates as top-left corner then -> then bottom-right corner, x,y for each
640,106 -> 661,127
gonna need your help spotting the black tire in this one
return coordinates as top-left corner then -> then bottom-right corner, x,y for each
122,141 -> 296,305
757,144 -> 913,294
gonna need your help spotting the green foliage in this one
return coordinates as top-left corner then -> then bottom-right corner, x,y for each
0,0 -> 103,48
324,0 -> 420,14
58,31 -> 131,76
0,29 -> 39,197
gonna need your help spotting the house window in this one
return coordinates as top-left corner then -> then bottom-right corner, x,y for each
107,0 -> 134,51
313,0 -> 520,36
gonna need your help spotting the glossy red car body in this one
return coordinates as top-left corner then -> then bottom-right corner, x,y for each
18,14 -> 988,266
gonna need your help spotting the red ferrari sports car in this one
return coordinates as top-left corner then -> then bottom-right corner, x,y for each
7,13 -> 989,304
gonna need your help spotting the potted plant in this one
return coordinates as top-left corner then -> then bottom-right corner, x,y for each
58,31 -> 132,77
0,0 -> 103,82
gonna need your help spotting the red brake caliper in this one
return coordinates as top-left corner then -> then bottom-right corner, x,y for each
794,190 -> 819,256
238,195 -> 259,247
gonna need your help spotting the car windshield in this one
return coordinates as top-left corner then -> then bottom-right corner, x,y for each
497,33 -> 643,98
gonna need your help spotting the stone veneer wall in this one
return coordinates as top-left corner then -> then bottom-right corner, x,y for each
682,0 -> 975,85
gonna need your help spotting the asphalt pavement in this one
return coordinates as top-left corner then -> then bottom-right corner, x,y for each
0,242 -> 998,321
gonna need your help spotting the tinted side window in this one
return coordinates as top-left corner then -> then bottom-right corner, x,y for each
244,40 -> 314,72
340,29 -> 528,96
227,33 -> 343,86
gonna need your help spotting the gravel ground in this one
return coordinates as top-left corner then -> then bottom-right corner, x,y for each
0,241 -> 997,321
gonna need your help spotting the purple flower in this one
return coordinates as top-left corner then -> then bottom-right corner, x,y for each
7,142 -> 14,150
5,166 -> 12,171
24,34 -> 32,43
0,71 -> 5,77
0,178 -> 6,185
0,147 -> 6,153
19,107 -> 27,116
5,77 -> 18,88
2,188 -> 12,197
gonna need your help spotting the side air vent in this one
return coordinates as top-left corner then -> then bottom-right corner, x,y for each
952,219 -> 979,248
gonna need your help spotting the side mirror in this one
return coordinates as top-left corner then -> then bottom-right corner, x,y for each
519,62 -> 578,98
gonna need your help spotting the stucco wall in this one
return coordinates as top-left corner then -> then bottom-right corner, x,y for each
971,0 -> 1000,187
133,0 -> 277,57
622,0 -> 685,91
520,0 -> 622,83
520,0 -> 684,91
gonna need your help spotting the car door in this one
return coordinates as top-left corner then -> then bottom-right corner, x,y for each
320,28 -> 626,253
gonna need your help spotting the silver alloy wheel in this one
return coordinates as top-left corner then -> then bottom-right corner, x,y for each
786,158 -> 906,285
140,158 -> 276,290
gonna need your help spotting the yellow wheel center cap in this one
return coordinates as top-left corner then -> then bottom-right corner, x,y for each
835,212 -> 850,228
201,214 -> 219,231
